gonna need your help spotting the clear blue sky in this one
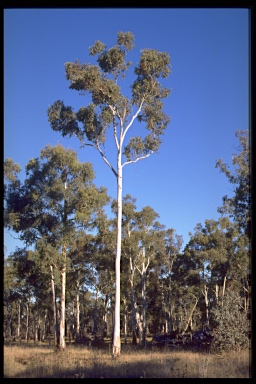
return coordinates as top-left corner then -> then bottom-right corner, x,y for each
4,8 -> 249,254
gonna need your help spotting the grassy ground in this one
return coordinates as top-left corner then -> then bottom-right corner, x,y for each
4,339 -> 251,378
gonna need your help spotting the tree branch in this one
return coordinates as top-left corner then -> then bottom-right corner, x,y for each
5,230 -> 22,241
51,262 -> 58,270
79,140 -> 95,150
96,143 -> 118,178
121,99 -> 144,146
79,138 -> 118,178
135,264 -> 142,275
113,120 -> 120,151
108,105 -> 120,151
122,151 -> 154,168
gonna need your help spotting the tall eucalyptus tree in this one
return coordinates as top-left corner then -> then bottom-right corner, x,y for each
47,31 -> 171,355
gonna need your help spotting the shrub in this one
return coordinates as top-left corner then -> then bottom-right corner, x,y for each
211,288 -> 250,353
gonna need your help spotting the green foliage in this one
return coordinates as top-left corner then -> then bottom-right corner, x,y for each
47,100 -> 80,138
4,158 -> 21,183
134,49 -> 170,79
48,31 -> 171,167
215,130 -> 250,233
211,288 -> 250,352
116,31 -> 135,51
90,31 -> 134,80
5,145 -> 109,245
185,217 -> 249,288
76,104 -> 106,144
89,40 -> 106,56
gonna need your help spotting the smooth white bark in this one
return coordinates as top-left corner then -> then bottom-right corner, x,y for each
202,285 -> 210,327
50,265 -> 58,346
112,150 -> 122,356
181,296 -> 198,335
136,248 -> 150,346
59,247 -> 66,349
130,257 -> 137,344
222,275 -> 227,307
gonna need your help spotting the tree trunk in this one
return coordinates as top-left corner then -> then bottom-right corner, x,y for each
93,289 -> 99,336
222,275 -> 227,307
34,312 -> 38,344
50,265 -> 59,346
112,151 -> 122,357
59,179 -> 68,350
215,283 -> 219,305
41,310 -> 47,342
123,297 -> 128,344
76,280 -> 80,341
136,312 -> 142,343
25,303 -> 30,342
101,294 -> 108,338
141,272 -> 147,345
59,257 -> 66,349
17,300 -> 21,340
202,285 -> 210,328
137,248 -> 149,346
130,257 -> 137,345
181,296 -> 198,335
59,244 -> 67,349
7,302 -> 12,344
243,277 -> 249,313
166,265 -> 172,333
169,303 -> 174,333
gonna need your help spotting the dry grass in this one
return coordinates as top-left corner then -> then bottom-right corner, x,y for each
4,341 -> 251,378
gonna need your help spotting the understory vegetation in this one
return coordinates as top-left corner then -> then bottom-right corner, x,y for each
4,340 -> 250,378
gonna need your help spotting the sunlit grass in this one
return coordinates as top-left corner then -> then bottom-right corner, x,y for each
4,341 -> 251,378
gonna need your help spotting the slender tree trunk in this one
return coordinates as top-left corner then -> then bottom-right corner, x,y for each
243,278 -> 249,313
93,289 -> 98,336
215,283 -> 219,305
7,302 -> 12,344
136,311 -> 142,343
17,300 -> 21,340
59,252 -> 66,349
137,248 -> 149,346
181,296 -> 198,335
222,275 -> 227,307
113,151 -> 122,357
202,285 -> 210,328
167,264 -> 174,333
141,272 -> 147,345
50,265 -> 59,346
38,315 -> 41,342
25,303 -> 29,342
34,312 -> 38,344
190,317 -> 193,330
110,294 -> 114,342
59,179 -> 67,350
169,303 -> 174,333
123,297 -> 128,344
76,280 -> 80,341
130,257 -> 137,345
175,316 -> 181,333
41,310 -> 47,342
102,294 -> 108,338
